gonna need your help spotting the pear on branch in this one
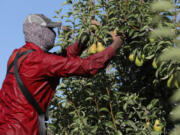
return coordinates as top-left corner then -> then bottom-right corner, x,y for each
113,29 -> 117,35
88,44 -> 96,55
153,120 -> 163,132
135,57 -> 143,67
152,58 -> 157,69
174,80 -> 179,89
167,74 -> 174,88
96,42 -> 105,53
129,54 -> 135,62
141,54 -> 145,60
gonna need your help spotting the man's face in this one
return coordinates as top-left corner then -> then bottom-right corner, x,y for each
45,27 -> 57,51
23,23 -> 57,52
48,27 -> 56,37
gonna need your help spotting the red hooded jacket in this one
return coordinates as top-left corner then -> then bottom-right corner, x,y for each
0,42 -> 115,135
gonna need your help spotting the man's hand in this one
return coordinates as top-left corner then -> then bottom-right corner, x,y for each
91,20 -> 100,26
90,20 -> 100,33
110,31 -> 125,50
62,26 -> 71,32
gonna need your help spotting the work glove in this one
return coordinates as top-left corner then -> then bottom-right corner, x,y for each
78,30 -> 90,50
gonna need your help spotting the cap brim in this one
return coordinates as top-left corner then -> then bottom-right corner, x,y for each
46,22 -> 62,28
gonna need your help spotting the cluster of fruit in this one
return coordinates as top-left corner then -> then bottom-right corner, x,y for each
144,119 -> 163,132
128,52 -> 179,89
128,38 -> 158,68
152,58 -> 157,69
167,74 -> 179,89
153,120 -> 163,132
87,20 -> 116,55
128,53 -> 144,67
88,42 -> 105,55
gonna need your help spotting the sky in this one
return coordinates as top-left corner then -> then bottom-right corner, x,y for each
1,1 -> 179,88
0,0 -> 69,87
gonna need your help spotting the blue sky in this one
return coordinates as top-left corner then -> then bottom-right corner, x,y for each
0,0 -> 69,87
1,1 -> 179,88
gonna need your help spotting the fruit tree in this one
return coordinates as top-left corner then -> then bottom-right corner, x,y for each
48,0 -> 180,135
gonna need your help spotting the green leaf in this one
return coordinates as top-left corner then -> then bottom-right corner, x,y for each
115,112 -> 123,119
125,120 -> 138,131
62,0 -> 72,6
91,126 -> 98,133
105,121 -> 114,129
66,19 -> 73,23
147,99 -> 158,110
99,107 -> 109,112
115,130 -> 123,135
123,103 -> 128,112
102,95 -> 109,101
85,97 -> 93,101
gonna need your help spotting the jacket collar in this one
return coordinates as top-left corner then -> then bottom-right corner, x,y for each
23,42 -> 44,52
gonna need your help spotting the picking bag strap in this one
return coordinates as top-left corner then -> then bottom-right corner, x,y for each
6,61 -> 14,75
7,50 -> 34,75
14,50 -> 46,135
14,50 -> 44,115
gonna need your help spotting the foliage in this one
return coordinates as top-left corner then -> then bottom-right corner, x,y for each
149,0 -> 180,135
47,0 -> 180,134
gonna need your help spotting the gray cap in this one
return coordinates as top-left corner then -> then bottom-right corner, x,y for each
24,14 -> 61,28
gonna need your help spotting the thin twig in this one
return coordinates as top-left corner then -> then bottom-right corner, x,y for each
125,0 -> 128,12
72,0 -> 76,41
140,0 -> 143,7
104,0 -> 109,21
106,87 -> 117,131
69,101 -> 84,125
94,97 -> 100,117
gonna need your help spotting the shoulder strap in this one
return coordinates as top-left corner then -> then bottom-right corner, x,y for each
7,50 -> 32,75
7,60 -> 14,75
14,50 -> 44,115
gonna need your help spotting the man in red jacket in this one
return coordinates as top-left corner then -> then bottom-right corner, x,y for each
0,14 -> 124,135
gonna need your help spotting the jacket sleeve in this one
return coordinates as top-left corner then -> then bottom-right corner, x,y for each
60,42 -> 84,57
43,46 -> 115,77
